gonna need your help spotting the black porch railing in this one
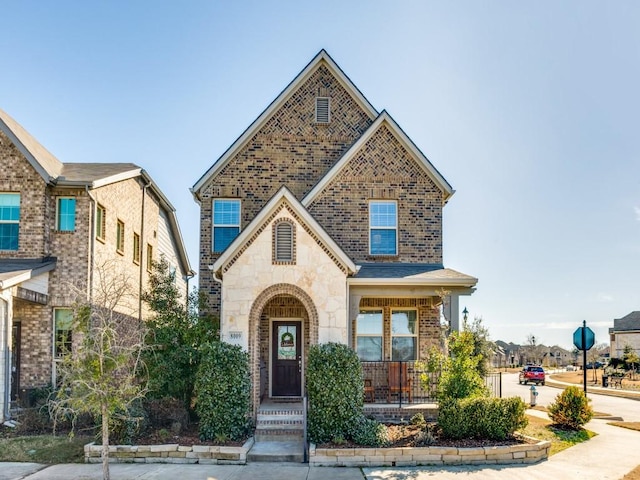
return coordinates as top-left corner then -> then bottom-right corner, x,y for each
361,361 -> 503,405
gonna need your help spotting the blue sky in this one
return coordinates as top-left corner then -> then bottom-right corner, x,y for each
2,1 -> 639,350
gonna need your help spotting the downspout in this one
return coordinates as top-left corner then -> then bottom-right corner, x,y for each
210,266 -> 223,340
184,272 -> 195,315
85,186 -> 97,304
139,181 -> 151,322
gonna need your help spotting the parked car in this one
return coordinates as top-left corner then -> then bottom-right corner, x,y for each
519,365 -> 546,385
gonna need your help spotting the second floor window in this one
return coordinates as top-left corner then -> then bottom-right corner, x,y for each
133,233 -> 140,264
57,197 -> 76,231
369,200 -> 397,255
96,204 -> 106,241
146,243 -> 153,271
0,193 -> 20,251
356,310 -> 383,361
212,199 -> 240,253
116,219 -> 125,254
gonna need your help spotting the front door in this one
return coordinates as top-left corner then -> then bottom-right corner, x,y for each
271,321 -> 302,397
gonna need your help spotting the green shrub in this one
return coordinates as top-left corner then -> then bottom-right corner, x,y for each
106,400 -> 149,445
351,417 -> 389,447
306,343 -> 365,443
195,341 -> 252,442
439,396 -> 527,440
548,386 -> 594,430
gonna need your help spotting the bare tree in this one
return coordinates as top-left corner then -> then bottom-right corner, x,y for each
49,261 -> 148,480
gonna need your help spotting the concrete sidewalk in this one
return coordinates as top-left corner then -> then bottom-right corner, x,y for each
3,414 -> 639,480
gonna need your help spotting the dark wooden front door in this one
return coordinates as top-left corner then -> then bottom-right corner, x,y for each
272,321 -> 302,397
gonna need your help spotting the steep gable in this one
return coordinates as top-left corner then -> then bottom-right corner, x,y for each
191,50 -> 378,201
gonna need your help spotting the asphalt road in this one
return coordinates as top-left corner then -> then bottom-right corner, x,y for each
501,372 -> 640,422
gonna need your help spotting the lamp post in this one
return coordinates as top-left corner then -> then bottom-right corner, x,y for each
462,307 -> 469,324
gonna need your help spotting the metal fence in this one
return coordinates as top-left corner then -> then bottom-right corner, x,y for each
361,361 -> 503,405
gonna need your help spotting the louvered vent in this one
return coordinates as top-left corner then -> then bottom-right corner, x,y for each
315,97 -> 330,123
275,222 -> 293,261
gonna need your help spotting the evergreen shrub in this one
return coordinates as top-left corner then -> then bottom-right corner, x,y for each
548,385 -> 594,430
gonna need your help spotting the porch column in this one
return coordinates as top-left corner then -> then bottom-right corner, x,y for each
348,294 -> 362,348
445,294 -> 460,332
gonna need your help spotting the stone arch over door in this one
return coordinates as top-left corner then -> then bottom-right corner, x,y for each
248,283 -> 319,413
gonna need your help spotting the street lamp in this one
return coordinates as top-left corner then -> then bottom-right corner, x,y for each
462,307 -> 469,323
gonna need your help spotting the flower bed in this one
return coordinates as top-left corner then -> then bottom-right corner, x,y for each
310,434 -> 550,467
84,437 -> 254,464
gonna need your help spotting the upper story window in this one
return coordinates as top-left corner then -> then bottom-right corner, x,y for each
0,193 -> 20,251
96,204 -> 106,242
369,200 -> 397,255
212,199 -> 240,253
146,243 -> 153,272
273,219 -> 295,264
356,310 -> 383,361
133,233 -> 141,265
116,219 -> 125,255
315,97 -> 330,123
54,308 -> 73,358
391,310 -> 418,361
57,197 -> 76,232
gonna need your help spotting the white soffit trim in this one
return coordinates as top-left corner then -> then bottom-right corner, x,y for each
303,111 -> 454,207
212,186 -> 356,276
90,169 -> 142,188
191,50 -> 379,195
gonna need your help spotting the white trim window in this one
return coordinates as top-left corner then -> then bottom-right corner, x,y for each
56,197 -> 76,231
391,309 -> 418,361
213,199 -> 240,253
356,310 -> 383,361
0,193 -> 20,250
369,200 -> 397,255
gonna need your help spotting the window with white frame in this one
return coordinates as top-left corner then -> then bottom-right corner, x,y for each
391,310 -> 418,361
369,200 -> 397,255
96,204 -> 106,241
54,308 -> 73,358
356,310 -> 383,361
56,197 -> 76,231
0,193 -> 20,250
212,199 -> 240,252
116,219 -> 125,254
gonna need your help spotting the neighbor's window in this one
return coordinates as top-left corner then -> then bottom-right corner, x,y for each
146,243 -> 153,271
212,199 -> 240,252
54,308 -> 73,358
0,193 -> 20,250
116,219 -> 125,254
356,310 -> 383,361
369,200 -> 397,255
133,233 -> 140,264
56,197 -> 76,231
96,204 -> 106,241
391,310 -> 418,361
273,220 -> 295,263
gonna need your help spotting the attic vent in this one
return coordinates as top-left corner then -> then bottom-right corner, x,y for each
315,97 -> 330,123
273,220 -> 295,264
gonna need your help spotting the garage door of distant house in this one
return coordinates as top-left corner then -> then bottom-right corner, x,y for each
271,320 -> 302,397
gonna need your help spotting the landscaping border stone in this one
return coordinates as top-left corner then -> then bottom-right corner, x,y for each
84,437 -> 254,464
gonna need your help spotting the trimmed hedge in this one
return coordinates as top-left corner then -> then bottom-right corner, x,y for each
439,396 -> 528,440
195,341 -> 252,442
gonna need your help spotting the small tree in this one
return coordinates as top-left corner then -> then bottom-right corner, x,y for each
548,386 -> 593,429
143,257 -> 218,413
464,316 -> 493,377
49,261 -> 148,480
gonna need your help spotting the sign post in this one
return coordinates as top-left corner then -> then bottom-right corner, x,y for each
573,320 -> 595,394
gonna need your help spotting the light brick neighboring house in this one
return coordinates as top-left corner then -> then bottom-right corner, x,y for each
0,108 -> 194,422
191,50 -> 477,412
609,311 -> 640,359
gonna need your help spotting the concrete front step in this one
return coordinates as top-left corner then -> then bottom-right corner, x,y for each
254,428 -> 304,442
247,440 -> 305,463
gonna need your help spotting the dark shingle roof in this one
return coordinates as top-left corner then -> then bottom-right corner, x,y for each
0,257 -> 57,288
59,163 -> 140,184
354,263 -> 443,278
612,311 -> 640,332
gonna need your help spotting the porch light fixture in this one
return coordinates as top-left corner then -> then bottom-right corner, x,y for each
462,307 -> 469,322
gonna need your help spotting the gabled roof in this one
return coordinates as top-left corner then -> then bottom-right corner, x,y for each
191,50 -> 379,196
58,163 -> 142,187
212,186 -> 357,277
303,111 -> 455,207
0,108 -> 63,182
612,311 -> 640,332
0,257 -> 57,290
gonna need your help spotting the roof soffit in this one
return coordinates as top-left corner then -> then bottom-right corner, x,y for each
191,50 -> 379,196
302,111 -> 454,207
212,186 -> 356,277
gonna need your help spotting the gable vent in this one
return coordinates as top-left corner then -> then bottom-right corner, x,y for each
275,222 -> 294,262
315,97 -> 330,123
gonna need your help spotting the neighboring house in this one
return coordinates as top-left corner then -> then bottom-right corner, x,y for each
0,108 -> 194,422
191,50 -> 477,412
610,311 -> 640,359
